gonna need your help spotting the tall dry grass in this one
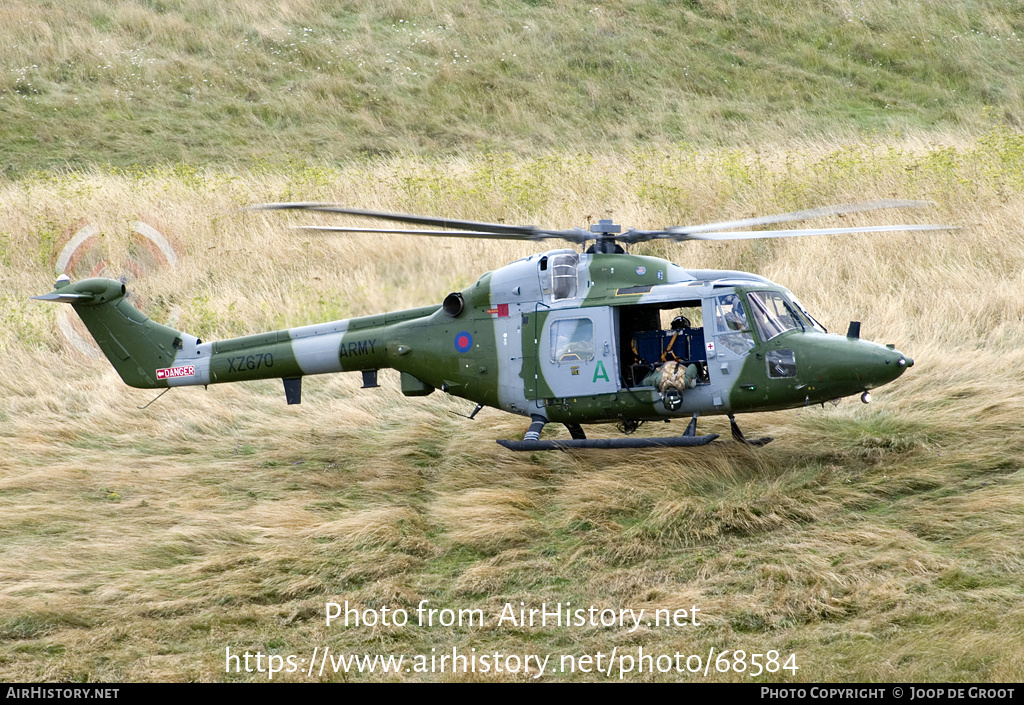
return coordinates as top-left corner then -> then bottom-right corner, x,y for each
1,137 -> 1023,681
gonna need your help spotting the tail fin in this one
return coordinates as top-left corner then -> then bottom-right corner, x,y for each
33,276 -> 199,388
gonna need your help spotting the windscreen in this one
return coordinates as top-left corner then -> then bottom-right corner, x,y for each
746,291 -> 803,342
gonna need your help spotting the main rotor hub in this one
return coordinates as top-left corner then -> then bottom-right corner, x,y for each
586,219 -> 626,254
589,219 -> 622,235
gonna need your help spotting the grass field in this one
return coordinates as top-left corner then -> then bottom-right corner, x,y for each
2,136 -> 1024,681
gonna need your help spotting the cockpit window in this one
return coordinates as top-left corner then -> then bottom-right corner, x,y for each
714,294 -> 749,333
789,295 -> 827,333
747,291 -> 802,342
714,294 -> 754,354
766,349 -> 797,378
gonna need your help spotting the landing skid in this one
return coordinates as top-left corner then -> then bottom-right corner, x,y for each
497,412 -> 771,451
497,433 -> 719,451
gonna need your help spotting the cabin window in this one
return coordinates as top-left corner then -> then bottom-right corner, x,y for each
550,253 -> 579,300
550,318 -> 594,362
747,291 -> 801,342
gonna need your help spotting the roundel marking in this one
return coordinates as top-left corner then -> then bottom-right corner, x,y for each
455,331 -> 473,353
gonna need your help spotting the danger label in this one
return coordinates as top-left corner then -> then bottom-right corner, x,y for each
156,365 -> 195,380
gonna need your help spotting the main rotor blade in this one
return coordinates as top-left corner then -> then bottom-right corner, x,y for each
672,223 -> 955,241
294,225 -> 561,240
253,199 -> 952,247
666,199 -> 935,236
251,202 -> 587,241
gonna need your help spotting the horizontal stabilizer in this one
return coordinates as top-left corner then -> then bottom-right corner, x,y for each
30,292 -> 95,304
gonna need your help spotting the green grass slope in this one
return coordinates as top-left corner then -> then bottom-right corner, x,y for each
1,0 -> 1023,175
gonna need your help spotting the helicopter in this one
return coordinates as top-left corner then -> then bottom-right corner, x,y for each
32,200 -> 947,450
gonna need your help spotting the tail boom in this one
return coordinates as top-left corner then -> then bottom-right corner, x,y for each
33,278 -> 431,397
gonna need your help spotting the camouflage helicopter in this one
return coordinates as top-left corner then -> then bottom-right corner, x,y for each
33,200 -> 946,450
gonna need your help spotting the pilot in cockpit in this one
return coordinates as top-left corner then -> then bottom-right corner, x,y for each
716,294 -> 748,332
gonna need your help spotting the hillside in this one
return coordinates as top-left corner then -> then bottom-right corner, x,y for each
1,0 -> 1023,175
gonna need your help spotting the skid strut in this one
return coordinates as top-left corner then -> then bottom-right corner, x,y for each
729,415 -> 773,446
524,415 -> 547,441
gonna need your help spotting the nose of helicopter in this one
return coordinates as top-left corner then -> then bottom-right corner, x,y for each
798,335 -> 914,399
855,342 -> 913,389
